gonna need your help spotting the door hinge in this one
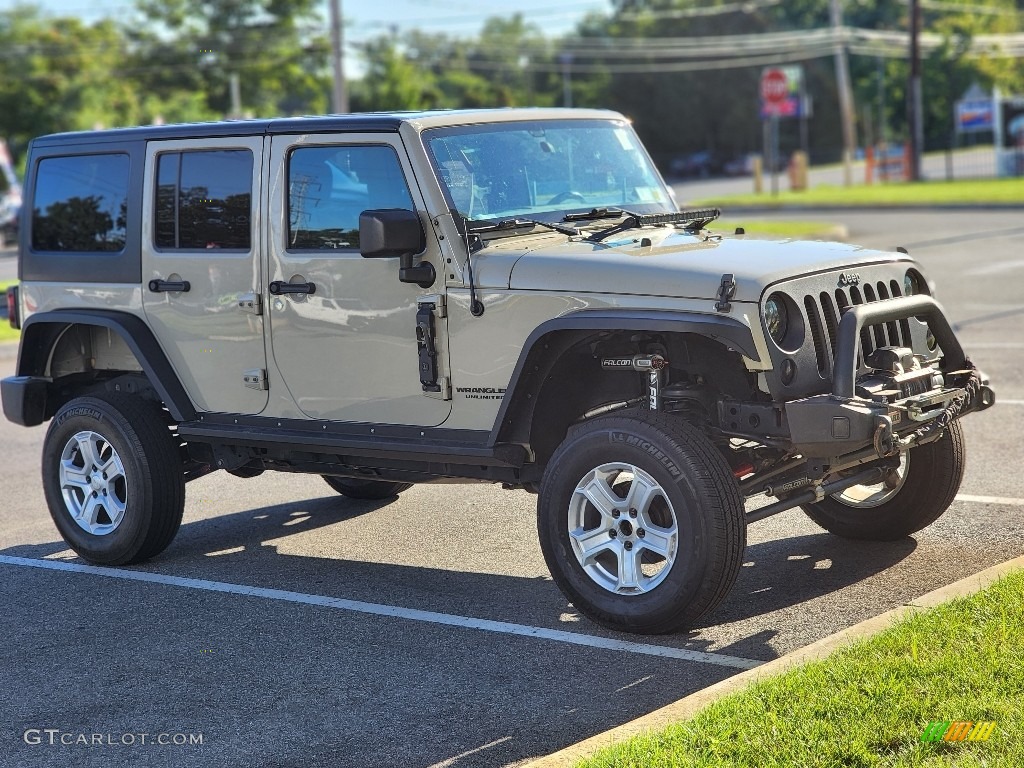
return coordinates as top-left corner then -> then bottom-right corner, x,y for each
238,292 -> 262,316
243,369 -> 268,391
416,295 -> 450,400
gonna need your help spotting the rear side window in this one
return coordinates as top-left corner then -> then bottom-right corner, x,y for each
32,154 -> 129,252
155,149 -> 253,250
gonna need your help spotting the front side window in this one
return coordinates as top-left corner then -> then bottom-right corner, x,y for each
287,145 -> 413,251
424,119 -> 675,223
155,149 -> 252,249
32,154 -> 129,252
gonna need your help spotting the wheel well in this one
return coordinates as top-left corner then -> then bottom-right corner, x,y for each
498,329 -> 758,467
17,313 -> 196,422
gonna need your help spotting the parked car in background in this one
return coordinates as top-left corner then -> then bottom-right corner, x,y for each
724,153 -> 757,177
668,150 -> 725,178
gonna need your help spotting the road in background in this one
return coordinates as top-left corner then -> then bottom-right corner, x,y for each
0,211 -> 1022,767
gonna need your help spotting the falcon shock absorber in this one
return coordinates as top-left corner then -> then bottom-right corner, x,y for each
600,355 -> 668,411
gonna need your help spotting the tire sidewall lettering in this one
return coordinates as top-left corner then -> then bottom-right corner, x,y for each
608,430 -> 682,478
53,406 -> 103,428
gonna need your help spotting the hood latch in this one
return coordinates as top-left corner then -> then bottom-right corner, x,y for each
715,273 -> 737,312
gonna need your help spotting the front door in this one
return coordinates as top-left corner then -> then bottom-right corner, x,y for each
266,133 -> 450,426
141,137 -> 269,415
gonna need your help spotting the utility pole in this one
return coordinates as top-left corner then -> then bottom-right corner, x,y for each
908,0 -> 923,181
329,0 -> 348,113
829,0 -> 857,186
559,53 -> 573,108
229,73 -> 242,119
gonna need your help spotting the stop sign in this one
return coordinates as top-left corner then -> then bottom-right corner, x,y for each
761,69 -> 788,105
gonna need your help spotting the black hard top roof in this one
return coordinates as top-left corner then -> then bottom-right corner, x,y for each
30,109 -> 596,147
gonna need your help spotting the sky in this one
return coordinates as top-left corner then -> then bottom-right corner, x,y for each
0,0 -> 612,75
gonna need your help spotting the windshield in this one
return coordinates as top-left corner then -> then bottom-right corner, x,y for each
423,119 -> 675,223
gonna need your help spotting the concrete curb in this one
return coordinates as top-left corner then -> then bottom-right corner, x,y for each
0,340 -> 18,360
524,554 -> 1024,768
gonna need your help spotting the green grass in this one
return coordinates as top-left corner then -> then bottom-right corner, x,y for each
0,280 -> 19,342
694,177 -> 1024,208
713,219 -> 843,239
578,570 -> 1024,768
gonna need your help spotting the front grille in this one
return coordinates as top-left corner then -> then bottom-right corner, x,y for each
804,279 -> 912,375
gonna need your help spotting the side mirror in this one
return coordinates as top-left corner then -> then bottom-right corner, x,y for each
359,208 -> 434,288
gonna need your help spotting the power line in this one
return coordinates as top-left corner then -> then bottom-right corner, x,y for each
617,0 -> 781,20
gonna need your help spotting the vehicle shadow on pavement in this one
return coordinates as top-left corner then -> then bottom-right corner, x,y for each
3,498 -> 915,653
710,533 -> 917,621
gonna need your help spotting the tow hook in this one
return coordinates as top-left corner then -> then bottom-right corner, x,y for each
872,415 -> 896,458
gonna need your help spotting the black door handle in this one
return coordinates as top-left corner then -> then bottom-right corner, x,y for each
148,279 -> 191,293
269,281 -> 317,295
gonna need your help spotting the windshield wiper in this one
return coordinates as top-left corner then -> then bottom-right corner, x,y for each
468,218 -> 580,236
588,208 -> 722,242
562,207 -> 631,222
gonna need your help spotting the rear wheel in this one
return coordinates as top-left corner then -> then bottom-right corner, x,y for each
537,412 -> 746,634
321,476 -> 413,500
41,394 -> 185,565
802,420 -> 966,541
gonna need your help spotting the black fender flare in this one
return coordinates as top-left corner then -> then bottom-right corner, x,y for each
488,309 -> 760,446
17,309 -> 197,422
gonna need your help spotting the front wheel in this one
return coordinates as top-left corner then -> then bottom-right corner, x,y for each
41,394 -> 185,565
802,420 -> 966,541
537,413 -> 746,634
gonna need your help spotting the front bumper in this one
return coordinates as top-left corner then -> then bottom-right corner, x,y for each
784,295 -> 994,458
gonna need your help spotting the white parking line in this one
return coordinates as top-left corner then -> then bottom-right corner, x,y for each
426,736 -> 514,768
996,400 -> 1024,406
0,555 -> 761,671
956,494 -> 1024,506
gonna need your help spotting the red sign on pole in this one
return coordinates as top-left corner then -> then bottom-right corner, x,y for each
760,69 -> 788,106
760,66 -> 804,119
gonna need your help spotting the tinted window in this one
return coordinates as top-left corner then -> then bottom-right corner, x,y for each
288,145 -> 413,251
155,149 -> 252,249
32,154 -> 129,252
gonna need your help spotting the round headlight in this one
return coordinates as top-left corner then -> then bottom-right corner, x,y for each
764,294 -> 788,344
904,270 -> 927,296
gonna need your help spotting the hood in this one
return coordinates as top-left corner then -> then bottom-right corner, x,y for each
486,228 -> 911,302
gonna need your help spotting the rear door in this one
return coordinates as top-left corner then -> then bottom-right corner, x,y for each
265,132 -> 451,426
141,137 -> 269,414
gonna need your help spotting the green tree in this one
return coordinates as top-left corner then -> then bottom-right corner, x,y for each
0,8 -> 145,160
351,38 -> 441,111
133,0 -> 331,118
352,16 -> 563,112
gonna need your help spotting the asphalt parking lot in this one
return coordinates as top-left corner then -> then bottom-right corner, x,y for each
1,210 -> 1022,767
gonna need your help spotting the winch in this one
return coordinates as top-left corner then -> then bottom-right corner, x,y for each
855,347 -> 944,404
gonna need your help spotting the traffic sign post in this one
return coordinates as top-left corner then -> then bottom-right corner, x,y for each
759,66 -> 806,196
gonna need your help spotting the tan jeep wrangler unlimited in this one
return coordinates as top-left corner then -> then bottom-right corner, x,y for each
1,108 -> 994,633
